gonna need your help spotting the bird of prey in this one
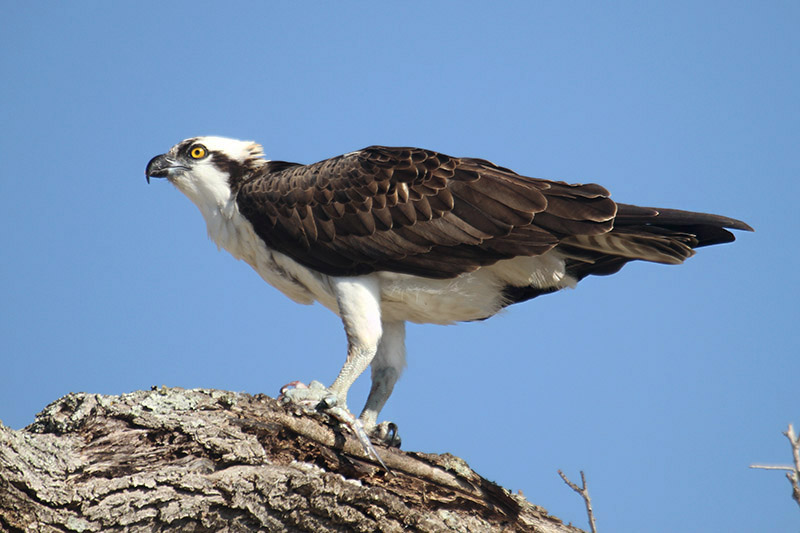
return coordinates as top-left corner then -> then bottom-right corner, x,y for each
146,136 -> 751,446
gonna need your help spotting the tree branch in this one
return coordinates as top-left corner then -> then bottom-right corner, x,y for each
750,423 -> 800,510
558,469 -> 597,533
0,388 -> 587,532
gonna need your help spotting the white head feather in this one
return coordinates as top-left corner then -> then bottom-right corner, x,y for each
164,136 -> 264,214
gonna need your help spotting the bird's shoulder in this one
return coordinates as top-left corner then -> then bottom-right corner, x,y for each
240,146 -> 460,197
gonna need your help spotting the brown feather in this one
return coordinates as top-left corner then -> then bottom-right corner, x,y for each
234,145 -> 750,279
390,201 -> 417,226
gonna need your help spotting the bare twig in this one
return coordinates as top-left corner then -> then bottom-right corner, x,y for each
750,423 -> 800,510
558,469 -> 597,533
749,464 -> 794,471
785,424 -> 800,508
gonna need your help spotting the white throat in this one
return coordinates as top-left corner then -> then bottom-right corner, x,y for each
170,164 -> 237,246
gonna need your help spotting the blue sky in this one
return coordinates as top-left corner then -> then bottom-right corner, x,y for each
1,2 -> 797,531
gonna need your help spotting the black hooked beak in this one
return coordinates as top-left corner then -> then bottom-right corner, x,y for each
145,154 -> 181,184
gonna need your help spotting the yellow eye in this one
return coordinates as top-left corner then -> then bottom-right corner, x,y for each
189,145 -> 207,159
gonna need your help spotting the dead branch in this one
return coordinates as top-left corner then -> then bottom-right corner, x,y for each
558,469 -> 597,533
750,423 -> 800,510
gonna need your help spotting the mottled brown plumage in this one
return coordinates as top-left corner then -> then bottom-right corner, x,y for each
235,146 -> 751,284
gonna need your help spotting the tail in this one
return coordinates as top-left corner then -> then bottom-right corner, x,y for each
556,203 -> 753,279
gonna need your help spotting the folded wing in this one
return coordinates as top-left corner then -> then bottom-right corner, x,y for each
235,147 -> 751,281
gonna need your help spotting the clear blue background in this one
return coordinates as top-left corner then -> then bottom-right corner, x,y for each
2,2 -> 797,531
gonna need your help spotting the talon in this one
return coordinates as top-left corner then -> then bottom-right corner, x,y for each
386,422 -> 400,447
368,420 -> 402,448
326,406 -> 391,473
278,380 -> 308,400
278,380 -> 328,405
277,379 -> 391,471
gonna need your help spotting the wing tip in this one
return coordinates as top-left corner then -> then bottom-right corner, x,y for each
727,218 -> 754,232
695,214 -> 754,233
615,203 -> 754,233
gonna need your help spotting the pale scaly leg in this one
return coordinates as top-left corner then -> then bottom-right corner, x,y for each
279,275 -> 390,468
281,275 -> 383,409
326,276 -> 383,408
359,320 -> 405,447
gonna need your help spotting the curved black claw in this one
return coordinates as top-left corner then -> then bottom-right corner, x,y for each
369,421 -> 401,448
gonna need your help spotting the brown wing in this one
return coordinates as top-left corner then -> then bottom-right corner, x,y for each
556,203 -> 753,281
234,146 -> 618,278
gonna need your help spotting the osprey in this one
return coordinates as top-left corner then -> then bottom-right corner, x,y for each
146,136 -> 751,445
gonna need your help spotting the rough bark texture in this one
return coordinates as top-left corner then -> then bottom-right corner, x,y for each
0,388 -> 583,533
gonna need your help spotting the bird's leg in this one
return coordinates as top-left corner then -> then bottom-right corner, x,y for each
281,276 -> 383,409
325,276 -> 383,408
359,320 -> 405,447
279,277 -> 390,464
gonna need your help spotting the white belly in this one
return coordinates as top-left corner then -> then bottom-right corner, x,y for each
206,202 -> 575,325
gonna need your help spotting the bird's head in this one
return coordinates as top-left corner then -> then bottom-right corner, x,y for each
146,136 -> 265,207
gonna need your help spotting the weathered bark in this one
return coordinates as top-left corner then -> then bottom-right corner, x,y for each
0,387 -> 583,532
